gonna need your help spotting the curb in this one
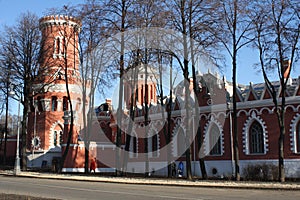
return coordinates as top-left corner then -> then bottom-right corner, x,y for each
1,171 -> 300,191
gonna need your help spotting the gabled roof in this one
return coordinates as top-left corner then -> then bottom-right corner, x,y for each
244,82 -> 259,101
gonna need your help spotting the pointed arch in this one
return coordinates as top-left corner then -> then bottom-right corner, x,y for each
242,112 -> 268,155
203,117 -> 224,156
289,113 -> 300,153
49,121 -> 64,150
172,120 -> 186,157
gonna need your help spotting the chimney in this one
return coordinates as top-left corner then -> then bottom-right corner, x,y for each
283,60 -> 291,79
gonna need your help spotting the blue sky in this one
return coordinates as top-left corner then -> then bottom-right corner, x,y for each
0,0 -> 84,26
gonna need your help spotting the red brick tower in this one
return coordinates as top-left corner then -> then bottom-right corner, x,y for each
27,15 -> 84,168
123,65 -> 158,109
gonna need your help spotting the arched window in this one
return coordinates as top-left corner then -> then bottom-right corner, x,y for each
53,130 -> 63,147
209,124 -> 221,155
61,37 -> 65,54
177,127 -> 186,157
54,131 -> 57,146
249,121 -> 264,154
297,121 -> 300,153
59,131 -> 63,145
55,38 -> 60,54
51,96 -> 58,111
63,96 -> 68,111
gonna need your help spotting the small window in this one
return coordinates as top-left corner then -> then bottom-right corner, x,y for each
63,96 -> 68,111
51,96 -> 58,111
55,38 -> 60,54
148,134 -> 158,157
54,130 -> 57,146
130,136 -> 137,158
152,134 -> 158,157
59,131 -> 63,145
54,130 -> 63,147
37,96 -> 43,112
296,121 -> 300,153
249,121 -> 264,154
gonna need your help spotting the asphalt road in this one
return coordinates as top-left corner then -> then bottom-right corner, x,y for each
0,175 -> 299,200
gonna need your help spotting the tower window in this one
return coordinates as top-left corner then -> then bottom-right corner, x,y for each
37,96 -> 43,112
53,130 -> 63,147
56,38 -> 60,54
59,131 -> 63,145
51,96 -> 58,111
296,121 -> 300,153
63,96 -> 68,111
54,36 -> 65,58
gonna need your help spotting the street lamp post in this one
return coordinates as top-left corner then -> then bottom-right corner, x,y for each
13,97 -> 21,175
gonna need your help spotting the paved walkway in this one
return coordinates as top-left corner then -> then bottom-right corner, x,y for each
1,170 -> 300,190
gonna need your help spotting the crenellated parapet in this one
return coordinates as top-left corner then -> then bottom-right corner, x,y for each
39,15 -> 81,31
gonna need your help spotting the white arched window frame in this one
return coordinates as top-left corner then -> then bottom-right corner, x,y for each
249,121 -> 264,154
242,112 -> 268,155
49,121 -> 64,150
53,36 -> 65,58
290,113 -> 300,153
203,117 -> 224,156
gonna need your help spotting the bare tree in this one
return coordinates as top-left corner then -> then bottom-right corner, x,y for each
103,0 -> 134,176
74,0 -> 113,174
211,0 -> 255,181
0,60 -> 12,165
187,0 -> 221,180
252,0 -> 300,182
163,0 -> 194,180
0,12 -> 42,170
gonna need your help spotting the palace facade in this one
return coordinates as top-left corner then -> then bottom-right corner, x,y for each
20,15 -> 300,179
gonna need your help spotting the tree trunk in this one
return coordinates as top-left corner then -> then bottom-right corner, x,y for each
232,0 -> 240,181
3,88 -> 9,165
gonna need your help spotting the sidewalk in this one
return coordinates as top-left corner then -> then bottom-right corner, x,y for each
1,170 -> 300,190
